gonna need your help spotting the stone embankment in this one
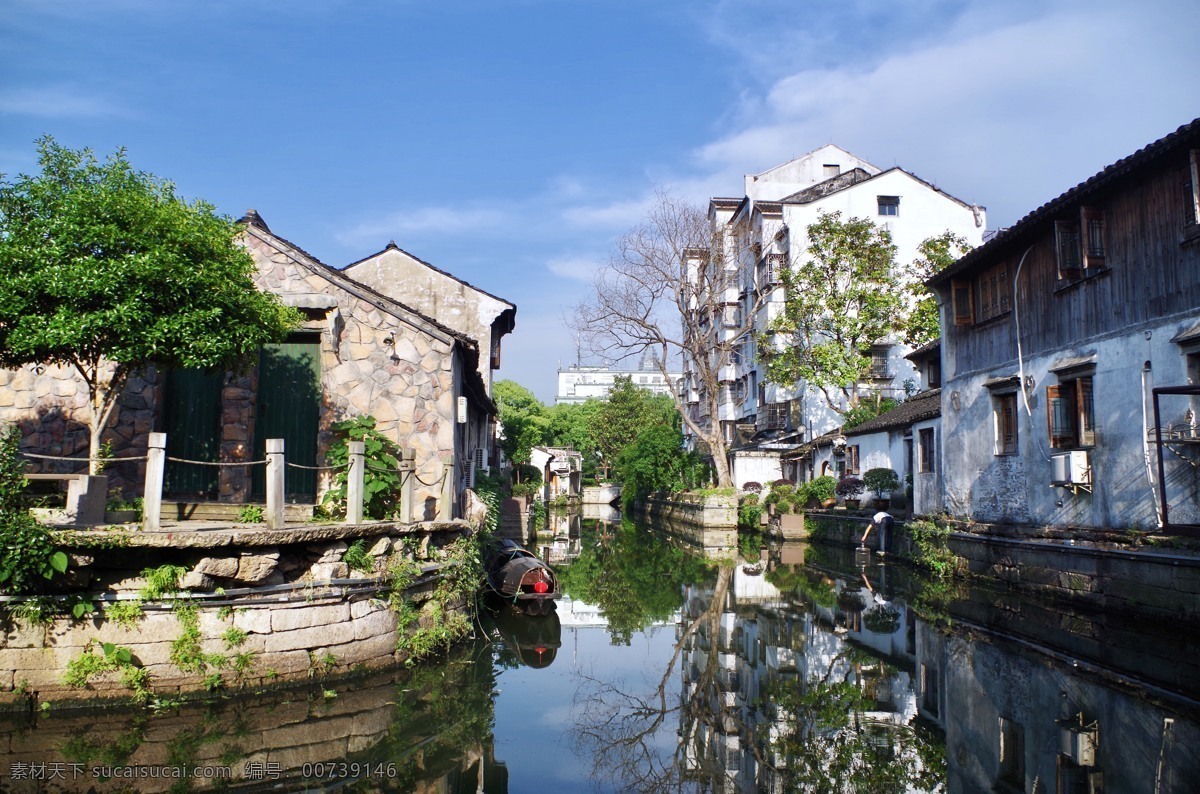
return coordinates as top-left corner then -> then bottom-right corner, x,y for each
805,513 -> 1200,625
634,492 -> 738,552
0,520 -> 475,709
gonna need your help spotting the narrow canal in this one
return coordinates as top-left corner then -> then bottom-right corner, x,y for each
3,515 -> 1198,792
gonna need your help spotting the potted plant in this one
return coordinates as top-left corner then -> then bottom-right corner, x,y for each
836,475 -> 864,509
863,467 -> 900,509
806,475 -> 837,508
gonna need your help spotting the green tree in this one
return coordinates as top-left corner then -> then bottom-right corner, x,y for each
591,376 -> 678,477
905,231 -> 972,348
614,422 -> 706,498
0,138 -> 299,472
493,380 -> 549,469
545,399 -> 601,481
759,211 -> 902,413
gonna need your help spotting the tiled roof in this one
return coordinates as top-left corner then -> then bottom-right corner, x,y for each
931,117 -> 1200,285
844,389 -> 942,437
780,168 -> 875,203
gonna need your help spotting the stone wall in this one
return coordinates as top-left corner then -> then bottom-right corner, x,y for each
0,521 -> 475,708
805,512 -> 1200,625
0,226 -> 467,514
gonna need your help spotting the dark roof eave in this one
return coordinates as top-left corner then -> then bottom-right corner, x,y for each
930,117 -> 1200,287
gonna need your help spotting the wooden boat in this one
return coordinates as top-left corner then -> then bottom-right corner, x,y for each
484,539 -> 560,615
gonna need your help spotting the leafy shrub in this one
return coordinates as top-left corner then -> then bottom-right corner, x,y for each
237,504 -> 264,523
863,467 -> 900,498
842,398 -> 900,430
0,426 -> 67,593
805,476 -> 837,504
835,476 -> 864,499
772,478 -> 791,488
738,493 -> 763,528
511,481 -> 541,499
742,481 -> 763,494
343,539 -> 375,575
322,415 -> 405,520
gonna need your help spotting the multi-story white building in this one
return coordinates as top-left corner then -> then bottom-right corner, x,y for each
688,145 -> 986,486
555,351 -> 682,405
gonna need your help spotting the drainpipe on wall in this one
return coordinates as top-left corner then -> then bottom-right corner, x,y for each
1141,357 -> 1165,528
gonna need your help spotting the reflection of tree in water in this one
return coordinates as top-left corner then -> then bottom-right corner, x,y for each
764,645 -> 946,794
558,519 -> 715,645
571,553 -> 948,793
571,565 -> 737,793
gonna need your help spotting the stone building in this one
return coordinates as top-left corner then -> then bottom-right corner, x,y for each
0,210 -> 512,520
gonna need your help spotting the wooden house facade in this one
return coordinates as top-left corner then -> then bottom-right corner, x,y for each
930,119 -> 1200,531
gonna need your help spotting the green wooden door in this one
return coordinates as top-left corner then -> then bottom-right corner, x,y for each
252,339 -> 321,501
163,368 -> 223,497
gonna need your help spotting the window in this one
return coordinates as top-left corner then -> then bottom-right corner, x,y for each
1056,220 -> 1083,279
823,164 -> 841,179
1057,207 -> 1107,280
918,428 -> 936,472
999,718 -> 1025,788
995,393 -> 1018,455
920,665 -> 939,717
927,359 -> 941,388
721,304 -> 742,328
976,262 -> 1011,322
1185,150 -> 1200,227
1082,207 -> 1106,269
952,279 -> 975,325
1047,376 -> 1095,448
869,347 -> 890,378
845,445 -> 860,475
878,195 -> 900,216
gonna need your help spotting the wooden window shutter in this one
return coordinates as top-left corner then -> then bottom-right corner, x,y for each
1047,384 -> 1076,448
1077,377 -> 1096,446
1056,221 -> 1082,279
1081,207 -> 1106,269
952,279 -> 974,325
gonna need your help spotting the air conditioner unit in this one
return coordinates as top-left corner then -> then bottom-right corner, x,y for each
1050,450 -> 1090,486
1058,719 -> 1098,766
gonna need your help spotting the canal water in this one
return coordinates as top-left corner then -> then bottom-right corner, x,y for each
3,516 -> 1199,793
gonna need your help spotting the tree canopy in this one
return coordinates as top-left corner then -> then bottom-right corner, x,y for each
758,211 -> 901,412
493,379 -> 550,467
0,137 -> 299,470
905,231 -> 972,348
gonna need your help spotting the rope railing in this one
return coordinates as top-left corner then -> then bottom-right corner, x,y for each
285,461 -> 346,472
20,452 -> 147,463
166,456 -> 268,467
25,432 -> 457,529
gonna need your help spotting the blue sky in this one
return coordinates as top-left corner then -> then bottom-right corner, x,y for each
2,0 -> 1197,402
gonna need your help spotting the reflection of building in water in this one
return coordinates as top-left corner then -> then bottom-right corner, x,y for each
677,562 -> 924,792
541,511 -> 582,564
917,616 -> 1200,793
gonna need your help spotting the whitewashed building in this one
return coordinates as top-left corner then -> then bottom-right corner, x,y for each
686,145 -> 986,487
929,118 -> 1200,531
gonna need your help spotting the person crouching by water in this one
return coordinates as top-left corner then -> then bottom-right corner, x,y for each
861,510 -> 895,555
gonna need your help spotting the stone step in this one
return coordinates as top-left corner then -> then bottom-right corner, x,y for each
159,501 -> 315,522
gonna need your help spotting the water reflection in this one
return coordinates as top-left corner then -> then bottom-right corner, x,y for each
4,518 -> 1200,792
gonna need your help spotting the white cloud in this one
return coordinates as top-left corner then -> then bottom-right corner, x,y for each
336,205 -> 510,249
0,86 -> 122,119
561,194 -> 658,230
545,255 -> 603,283
690,0 -> 1200,226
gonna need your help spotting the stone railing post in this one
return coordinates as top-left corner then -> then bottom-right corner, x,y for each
346,440 -> 365,524
399,449 -> 416,524
265,438 -> 285,530
142,432 -> 166,532
439,461 -> 455,521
